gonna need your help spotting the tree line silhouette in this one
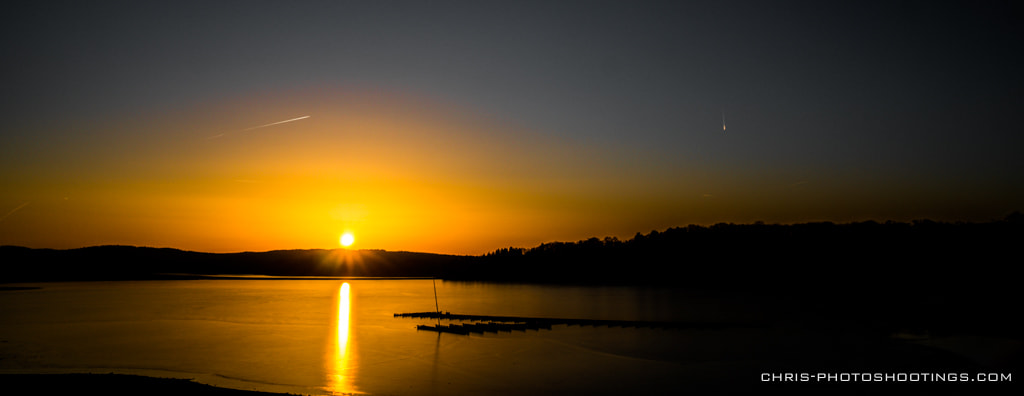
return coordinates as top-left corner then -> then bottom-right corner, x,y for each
2,214 -> 1020,288
2,214 -> 1020,337
463,214 -> 1022,288
460,214 -> 1022,337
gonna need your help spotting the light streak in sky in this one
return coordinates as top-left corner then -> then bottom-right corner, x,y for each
0,202 -> 30,223
206,115 -> 311,140
722,110 -> 726,132
242,115 -> 311,131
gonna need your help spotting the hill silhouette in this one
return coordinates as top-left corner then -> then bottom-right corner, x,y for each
466,215 -> 1022,288
0,246 -> 471,282
3,214 -> 1020,288
2,215 -> 1022,340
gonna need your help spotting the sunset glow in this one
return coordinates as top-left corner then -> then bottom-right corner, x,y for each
1,2 -> 1019,256
0,3 -> 1017,396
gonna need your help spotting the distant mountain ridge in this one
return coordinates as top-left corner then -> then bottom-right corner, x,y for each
5,216 -> 1021,344
3,214 -> 1021,288
0,245 -> 469,282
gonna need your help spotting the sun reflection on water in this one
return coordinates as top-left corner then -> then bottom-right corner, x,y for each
328,282 -> 358,394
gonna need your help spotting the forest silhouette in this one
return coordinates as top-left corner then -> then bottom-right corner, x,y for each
3,214 -> 1020,288
2,214 -> 1022,350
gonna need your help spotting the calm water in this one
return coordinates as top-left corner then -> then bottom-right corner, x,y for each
0,280 -> 784,395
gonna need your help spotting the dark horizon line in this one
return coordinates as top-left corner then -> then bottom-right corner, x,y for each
3,211 -> 1020,257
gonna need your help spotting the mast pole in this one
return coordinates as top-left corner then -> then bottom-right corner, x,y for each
432,278 -> 441,327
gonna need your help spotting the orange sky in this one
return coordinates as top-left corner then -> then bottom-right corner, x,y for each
2,2 -> 1021,255
2,86 -> 1012,255
2,88 -> 686,254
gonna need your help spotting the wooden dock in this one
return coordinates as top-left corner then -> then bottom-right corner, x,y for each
416,321 -> 551,335
398,311 -> 760,335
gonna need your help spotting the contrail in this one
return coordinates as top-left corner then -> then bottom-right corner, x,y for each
722,110 -> 726,132
0,202 -> 30,223
205,115 -> 310,140
242,115 -> 310,131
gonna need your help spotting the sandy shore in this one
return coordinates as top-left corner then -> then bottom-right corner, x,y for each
0,373 -> 298,395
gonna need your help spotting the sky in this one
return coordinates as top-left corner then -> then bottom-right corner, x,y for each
1,0 -> 1021,255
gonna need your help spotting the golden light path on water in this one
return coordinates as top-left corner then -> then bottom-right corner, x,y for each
328,282 -> 357,395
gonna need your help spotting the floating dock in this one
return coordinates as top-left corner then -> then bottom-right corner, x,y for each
416,321 -> 551,335
398,311 -> 760,335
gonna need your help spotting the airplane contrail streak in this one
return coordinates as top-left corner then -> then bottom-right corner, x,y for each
242,115 -> 310,131
204,115 -> 310,140
0,202 -> 30,223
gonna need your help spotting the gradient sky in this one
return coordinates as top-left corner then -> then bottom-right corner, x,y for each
2,1 -> 1021,254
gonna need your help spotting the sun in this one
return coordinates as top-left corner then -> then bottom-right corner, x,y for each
339,232 -> 355,248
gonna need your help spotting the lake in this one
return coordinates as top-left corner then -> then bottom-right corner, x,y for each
0,279 -> 1003,395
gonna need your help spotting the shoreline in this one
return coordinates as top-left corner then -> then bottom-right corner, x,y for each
0,373 -> 303,396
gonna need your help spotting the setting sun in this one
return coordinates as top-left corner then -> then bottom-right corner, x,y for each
340,232 -> 355,248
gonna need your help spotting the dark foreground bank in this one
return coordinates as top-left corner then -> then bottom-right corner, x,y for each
1,370 -> 1018,396
0,374 -> 296,396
